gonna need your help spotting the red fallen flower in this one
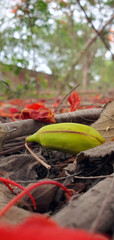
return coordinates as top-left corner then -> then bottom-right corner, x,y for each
27,102 -> 45,110
0,216 -> 110,240
68,91 -> 81,112
0,111 -> 21,121
10,98 -> 24,106
9,107 -> 19,114
21,108 -> 55,123
52,98 -> 61,108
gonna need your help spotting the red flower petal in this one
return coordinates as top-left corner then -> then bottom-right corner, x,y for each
21,108 -> 55,123
0,216 -> 110,240
10,108 -> 19,114
27,102 -> 45,110
68,91 -> 81,112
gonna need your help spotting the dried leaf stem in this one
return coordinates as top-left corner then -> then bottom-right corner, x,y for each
25,142 -> 51,169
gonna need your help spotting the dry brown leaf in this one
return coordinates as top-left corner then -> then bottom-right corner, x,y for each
76,141 -> 114,163
92,101 -> 114,142
52,174 -> 114,233
0,184 -> 33,225
20,181 -> 58,213
0,153 -> 47,181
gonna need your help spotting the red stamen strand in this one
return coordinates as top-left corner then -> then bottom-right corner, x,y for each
2,181 -> 14,194
0,177 -> 36,209
0,180 -> 72,218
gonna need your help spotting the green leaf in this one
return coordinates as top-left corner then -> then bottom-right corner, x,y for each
35,0 -> 48,12
59,1 -> 67,8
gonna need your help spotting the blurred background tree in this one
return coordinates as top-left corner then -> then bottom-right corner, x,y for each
0,0 -> 114,98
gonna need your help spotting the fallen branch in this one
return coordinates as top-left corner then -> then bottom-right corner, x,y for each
0,108 -> 102,141
55,107 -> 102,123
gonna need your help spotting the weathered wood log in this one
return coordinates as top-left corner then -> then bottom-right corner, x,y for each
52,175 -> 114,233
0,108 -> 102,141
55,107 -> 102,123
0,120 -> 45,141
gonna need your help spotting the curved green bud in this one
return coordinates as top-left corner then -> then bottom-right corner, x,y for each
26,123 -> 105,154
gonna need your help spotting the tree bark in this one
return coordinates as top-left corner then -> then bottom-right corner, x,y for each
83,58 -> 89,90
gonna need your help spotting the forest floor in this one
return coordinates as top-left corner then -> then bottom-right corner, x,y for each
0,89 -> 114,239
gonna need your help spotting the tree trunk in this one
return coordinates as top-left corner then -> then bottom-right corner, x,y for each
83,59 -> 89,90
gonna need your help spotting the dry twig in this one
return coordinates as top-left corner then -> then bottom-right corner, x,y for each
25,142 -> 51,170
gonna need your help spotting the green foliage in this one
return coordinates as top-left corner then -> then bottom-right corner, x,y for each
0,0 -> 113,96
35,0 -> 48,12
88,0 -> 96,5
103,60 -> 114,85
104,0 -> 114,7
